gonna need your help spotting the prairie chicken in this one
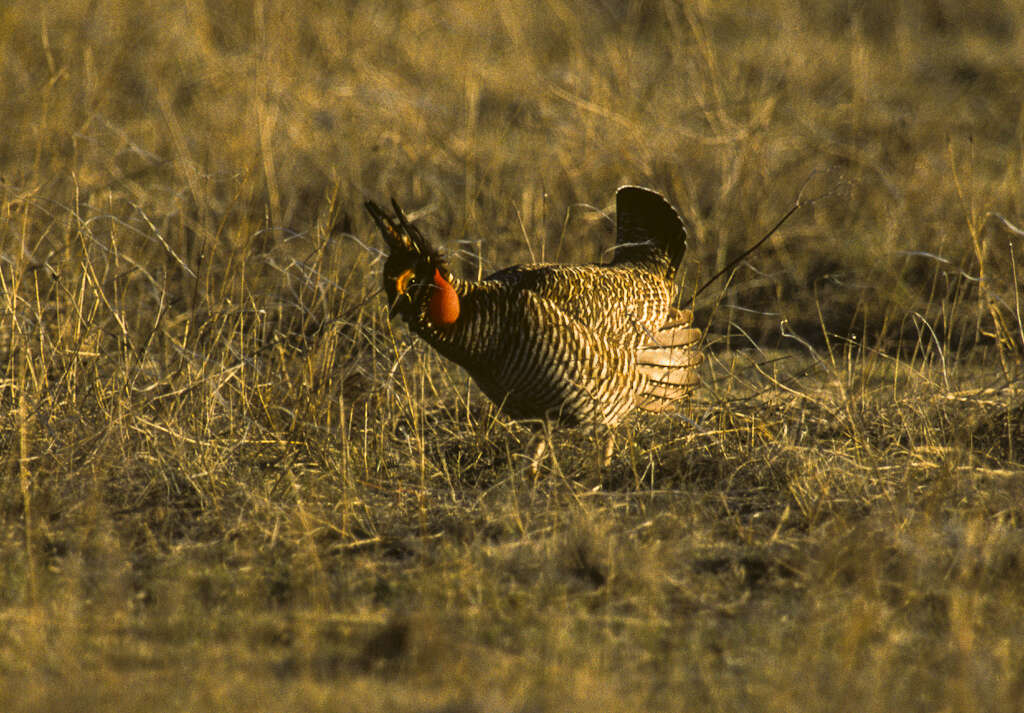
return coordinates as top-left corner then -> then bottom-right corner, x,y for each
365,186 -> 702,428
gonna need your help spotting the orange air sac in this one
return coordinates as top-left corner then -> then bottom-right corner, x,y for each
429,269 -> 460,327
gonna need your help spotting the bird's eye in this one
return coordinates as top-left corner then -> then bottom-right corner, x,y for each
395,269 -> 414,295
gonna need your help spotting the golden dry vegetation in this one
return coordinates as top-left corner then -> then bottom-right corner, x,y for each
2,1 -> 1024,711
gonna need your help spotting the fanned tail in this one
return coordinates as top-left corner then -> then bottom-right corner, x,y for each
612,186 -> 687,279
635,308 -> 702,412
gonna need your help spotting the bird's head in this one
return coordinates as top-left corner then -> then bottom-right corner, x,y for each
365,199 -> 460,330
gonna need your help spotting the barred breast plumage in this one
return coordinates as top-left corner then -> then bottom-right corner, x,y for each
365,186 -> 702,427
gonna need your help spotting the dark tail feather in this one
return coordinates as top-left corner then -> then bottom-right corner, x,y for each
612,186 -> 686,278
635,309 -> 702,412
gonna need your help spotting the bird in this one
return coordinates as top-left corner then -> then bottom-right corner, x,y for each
365,185 -> 702,435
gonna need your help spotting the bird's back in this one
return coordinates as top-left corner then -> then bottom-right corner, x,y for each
480,261 -> 675,347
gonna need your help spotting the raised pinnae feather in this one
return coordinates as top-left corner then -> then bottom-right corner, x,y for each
390,198 -> 430,254
364,198 -> 446,265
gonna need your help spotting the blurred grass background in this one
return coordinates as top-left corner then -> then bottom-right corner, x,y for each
1,1 -> 1023,711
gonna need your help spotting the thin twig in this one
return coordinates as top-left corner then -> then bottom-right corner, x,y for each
685,170 -> 847,307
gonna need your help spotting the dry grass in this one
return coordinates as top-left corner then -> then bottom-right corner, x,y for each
2,1 -> 1024,711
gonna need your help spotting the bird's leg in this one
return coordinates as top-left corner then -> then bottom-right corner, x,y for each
519,420 -> 554,478
602,430 -> 615,467
528,437 -> 548,477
